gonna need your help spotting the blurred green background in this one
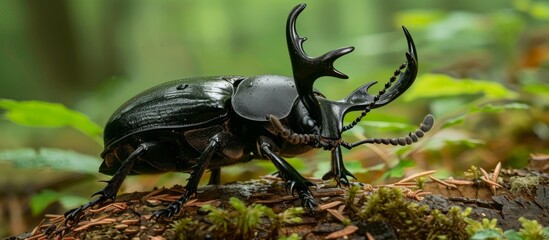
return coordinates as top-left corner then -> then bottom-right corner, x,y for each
1,0 -> 548,236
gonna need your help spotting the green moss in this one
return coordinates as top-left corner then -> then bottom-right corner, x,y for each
358,188 -> 549,239
358,187 -> 469,239
510,175 -> 540,195
517,217 -> 548,240
416,176 -> 427,189
346,184 -> 361,214
170,218 -> 200,240
465,165 -> 482,180
465,218 -> 503,237
278,233 -> 301,240
466,217 -> 549,240
170,197 -> 303,240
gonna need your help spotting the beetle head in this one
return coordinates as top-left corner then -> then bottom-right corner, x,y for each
286,4 -> 418,141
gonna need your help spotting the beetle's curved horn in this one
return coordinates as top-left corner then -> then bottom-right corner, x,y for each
341,26 -> 418,131
287,3 -> 354,124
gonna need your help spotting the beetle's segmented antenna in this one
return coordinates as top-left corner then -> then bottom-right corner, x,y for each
341,114 -> 434,149
268,115 -> 319,145
341,63 -> 406,131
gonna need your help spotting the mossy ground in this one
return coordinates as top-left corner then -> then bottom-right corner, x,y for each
17,169 -> 549,239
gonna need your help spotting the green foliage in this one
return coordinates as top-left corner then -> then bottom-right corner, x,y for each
0,99 -> 103,144
29,189 -> 88,216
393,9 -> 446,29
523,83 -> 549,96
0,148 -> 100,173
439,102 -> 530,129
379,159 -> 415,180
515,0 -> 549,20
354,120 -> 417,132
404,74 -> 518,101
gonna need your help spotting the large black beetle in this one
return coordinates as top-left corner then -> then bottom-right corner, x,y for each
65,3 -> 434,221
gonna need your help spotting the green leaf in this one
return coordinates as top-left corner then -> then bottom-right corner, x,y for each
404,74 -> 518,101
471,103 -> 530,113
254,157 -> 306,175
442,115 -> 466,129
531,2 -> 549,20
425,136 -> 484,151
0,148 -> 101,173
29,189 -> 89,216
0,99 -> 103,144
58,194 -> 91,210
440,103 -> 529,129
503,230 -> 521,240
523,83 -> 549,96
356,121 -> 416,132
393,9 -> 446,29
30,189 -> 61,216
342,161 -> 364,174
346,161 -> 386,174
379,159 -> 415,180
470,229 -> 504,240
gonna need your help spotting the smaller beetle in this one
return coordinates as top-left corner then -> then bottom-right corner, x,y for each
65,3 -> 434,221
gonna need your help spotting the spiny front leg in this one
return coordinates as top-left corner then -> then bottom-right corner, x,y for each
258,136 -> 318,212
322,145 -> 356,187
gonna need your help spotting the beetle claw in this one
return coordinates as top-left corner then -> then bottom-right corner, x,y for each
153,201 -> 183,220
298,188 -> 319,214
323,169 -> 356,187
286,180 -> 297,195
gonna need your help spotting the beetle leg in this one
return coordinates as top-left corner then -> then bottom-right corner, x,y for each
64,142 -> 158,223
208,168 -> 221,185
153,132 -> 240,219
258,136 -> 318,212
322,145 -> 357,187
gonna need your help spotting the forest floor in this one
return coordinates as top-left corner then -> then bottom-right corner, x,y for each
9,160 -> 549,240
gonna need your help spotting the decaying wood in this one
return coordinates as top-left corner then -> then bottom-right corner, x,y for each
9,165 -> 549,239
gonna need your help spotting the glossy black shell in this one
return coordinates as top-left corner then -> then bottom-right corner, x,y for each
102,76 -> 242,151
231,75 -> 298,121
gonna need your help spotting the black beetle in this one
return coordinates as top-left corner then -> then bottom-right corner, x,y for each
65,3 -> 434,221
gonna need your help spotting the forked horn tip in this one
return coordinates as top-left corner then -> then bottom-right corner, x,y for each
324,46 -> 354,79
401,26 -> 418,63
